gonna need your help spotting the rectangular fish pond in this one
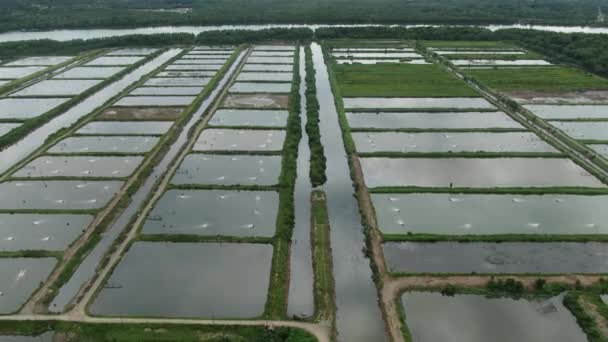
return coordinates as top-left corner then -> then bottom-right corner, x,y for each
6,56 -> 73,66
84,56 -> 144,66
222,94 -> 288,109
0,123 -> 20,137
352,132 -> 558,154
400,292 -> 586,342
172,154 -> 282,186
90,242 -> 272,318
250,51 -> 294,57
350,112 -> 523,130
0,180 -> 123,210
107,48 -> 158,56
11,79 -> 102,97
590,144 -> 608,158
0,213 -> 92,252
372,193 -> 608,235
359,157 -> 605,188
76,121 -> 173,135
229,82 -> 291,94
174,58 -> 227,65
242,64 -> 293,72
48,136 -> 160,154
0,258 -> 57,314
385,242 -> 608,274
99,107 -> 183,120
143,77 -> 209,87
165,64 -> 221,71
13,156 -> 144,178
246,57 -> 293,64
209,109 -> 288,127
551,121 -> 608,142
143,189 -> 278,237
0,66 -> 46,79
193,128 -> 286,152
129,87 -> 202,96
236,72 -> 293,82
156,71 -> 216,77
343,97 -> 495,110
53,67 -> 125,79
524,105 -> 608,120
114,96 -> 195,107
0,98 -> 69,120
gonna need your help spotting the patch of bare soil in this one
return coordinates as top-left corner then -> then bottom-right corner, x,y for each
222,94 -> 288,109
99,106 -> 183,120
506,90 -> 608,104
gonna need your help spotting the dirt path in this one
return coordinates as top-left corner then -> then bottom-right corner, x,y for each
579,295 -> 608,338
73,48 -> 251,315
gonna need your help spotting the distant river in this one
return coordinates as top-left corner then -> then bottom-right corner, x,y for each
1,23 -> 607,43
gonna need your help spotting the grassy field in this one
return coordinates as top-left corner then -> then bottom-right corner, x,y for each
443,53 -> 541,60
467,66 -> 608,92
334,63 -> 477,97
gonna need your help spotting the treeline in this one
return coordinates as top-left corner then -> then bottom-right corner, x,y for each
304,46 -> 327,187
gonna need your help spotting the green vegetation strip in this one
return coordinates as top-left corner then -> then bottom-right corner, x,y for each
311,190 -> 336,324
0,320 -> 316,342
305,45 -> 327,187
264,46 -> 302,320
333,63 -> 478,97
563,292 -> 608,342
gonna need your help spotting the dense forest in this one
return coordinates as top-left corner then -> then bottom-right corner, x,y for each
0,0 -> 607,33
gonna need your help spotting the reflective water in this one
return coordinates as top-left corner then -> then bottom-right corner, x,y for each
435,50 -> 527,55
346,111 -> 522,129
53,66 -> 125,79
184,52 -> 233,57
174,58 -> 226,65
230,82 -> 291,93
107,48 -> 158,56
250,51 -> 294,57
343,97 -> 495,109
0,98 -> 69,120
48,136 -> 160,154
373,193 -> 608,235
115,95 -> 195,106
0,180 -> 123,210
11,79 -> 102,97
360,157 -> 605,188
193,128 -> 285,151
387,242 -> 608,274
452,59 -> 552,65
246,57 -> 293,64
0,49 -> 182,175
209,109 -> 288,127
222,94 -> 288,109
334,48 -> 415,52
312,43 -> 387,341
14,156 -> 144,178
90,242 -> 272,318
0,258 -> 56,313
237,72 -> 293,82
551,121 -> 608,141
242,64 -> 292,72
143,77 -> 209,87
0,332 -> 54,341
0,66 -> 47,79
6,56 -> 72,66
130,87 -> 202,96
590,144 -> 608,158
401,292 -> 586,341
157,70 -> 215,77
143,189 -> 278,237
85,56 -> 144,66
0,123 -> 20,137
336,59 -> 429,65
525,105 -> 608,119
77,121 -> 172,135
0,214 -> 92,251
172,154 -> 281,186
99,106 -> 183,120
165,64 -> 220,71
333,52 -> 421,58
254,45 -> 296,51
352,132 -> 557,153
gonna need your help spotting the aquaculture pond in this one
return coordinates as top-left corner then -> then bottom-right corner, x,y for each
247,57 -> 293,64
114,96 -> 195,107
99,107 -> 183,120
0,66 -> 46,79
143,189 -> 278,237
184,52 -> 232,57
352,132 -> 557,153
0,98 -> 68,120
156,70 -> 215,77
400,292 -> 586,342
452,59 -> 551,66
0,332 -> 54,341
0,123 -> 20,137
434,50 -> 526,55
53,66 -> 125,79
0,180 -> 123,210
48,136 -> 160,154
0,258 -> 56,314
172,154 -> 281,186
343,97 -> 495,109
590,144 -> 608,158
165,64 -> 220,71
209,109 -> 287,127
222,94 -> 288,109
143,77 -> 209,87
250,51 -> 294,57
90,242 -> 272,318
174,58 -> 227,65
0,80 -> 10,86
7,56 -> 72,66
333,52 -> 421,58
193,128 -> 285,152
107,48 -> 158,56
130,87 -> 202,96
236,72 -> 293,82
85,56 -> 144,66
11,79 -> 102,97
359,157 -> 604,188
336,59 -> 428,65
229,82 -> 291,93
346,111 -> 523,130
372,193 -> 608,235
254,45 -> 295,51
551,121 -> 608,141
76,121 -> 172,135
13,156 -> 144,178
0,214 -> 92,252
242,64 -> 293,72
524,105 -> 608,120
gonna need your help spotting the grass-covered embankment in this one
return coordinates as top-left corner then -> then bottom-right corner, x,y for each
304,45 -> 327,187
311,190 -> 336,324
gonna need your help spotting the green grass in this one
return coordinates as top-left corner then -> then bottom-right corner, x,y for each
422,40 -> 520,48
467,66 -> 608,92
444,53 -> 541,60
311,191 -> 336,323
563,292 -> 608,342
334,63 -> 477,97
0,321 -> 317,342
